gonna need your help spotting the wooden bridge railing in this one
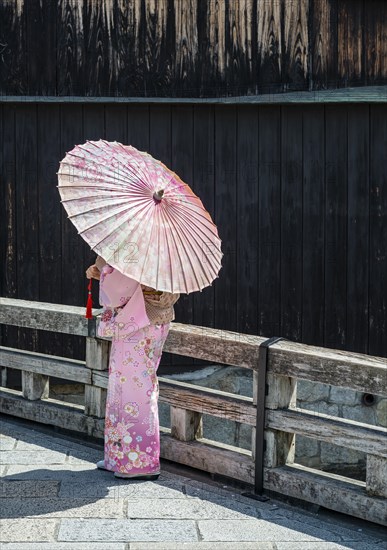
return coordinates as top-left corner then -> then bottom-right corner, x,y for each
0,297 -> 386,526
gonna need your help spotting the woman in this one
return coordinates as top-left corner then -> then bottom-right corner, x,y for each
86,255 -> 180,480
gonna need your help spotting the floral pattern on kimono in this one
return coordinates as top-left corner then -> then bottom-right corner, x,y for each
98,264 -> 170,474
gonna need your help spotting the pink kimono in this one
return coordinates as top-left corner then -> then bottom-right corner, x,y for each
97,264 -> 170,474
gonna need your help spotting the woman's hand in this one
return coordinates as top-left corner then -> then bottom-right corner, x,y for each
86,264 -> 101,280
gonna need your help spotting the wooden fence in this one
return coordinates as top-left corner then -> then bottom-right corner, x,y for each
0,297 -> 386,526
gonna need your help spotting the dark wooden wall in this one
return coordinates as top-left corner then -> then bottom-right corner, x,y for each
1,102 -> 386,364
1,0 -> 386,97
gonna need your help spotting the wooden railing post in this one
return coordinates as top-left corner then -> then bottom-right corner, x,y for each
264,373 -> 297,468
22,372 -> 49,401
84,337 -> 110,417
366,455 -> 387,498
1,366 -> 7,387
170,406 -> 203,441
252,371 -> 297,467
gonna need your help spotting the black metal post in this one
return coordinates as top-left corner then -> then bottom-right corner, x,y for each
242,336 -> 285,502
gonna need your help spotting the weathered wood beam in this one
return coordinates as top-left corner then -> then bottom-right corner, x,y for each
93,370 -> 256,425
267,408 -> 387,458
163,322 -> 386,395
160,428 -> 253,485
0,388 -> 104,438
268,342 -> 387,396
1,299 -> 385,395
160,378 -> 255,425
0,298 -> 92,336
0,346 -> 90,384
265,463 -> 386,527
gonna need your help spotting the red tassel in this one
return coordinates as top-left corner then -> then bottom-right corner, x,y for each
85,278 -> 93,319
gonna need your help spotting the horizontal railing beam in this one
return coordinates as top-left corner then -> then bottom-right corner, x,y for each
267,408 -> 387,458
1,298 -> 385,395
92,370 -> 256,425
0,388 -> 104,438
0,298 -> 93,336
0,346 -> 90,384
265,463 -> 387,527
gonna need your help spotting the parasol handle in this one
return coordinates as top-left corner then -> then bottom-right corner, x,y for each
85,278 -> 93,319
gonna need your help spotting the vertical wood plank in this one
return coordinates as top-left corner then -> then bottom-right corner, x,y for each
170,105 -> 195,369
15,104 -> 39,352
324,105 -> 347,350
347,104 -> 369,353
364,1 -> 387,86
224,0 -> 254,95
105,104 -> 128,143
25,0 -> 57,95
83,104 -> 105,305
171,105 -> 194,324
57,0 -> 85,95
310,0 -> 338,89
280,105 -> 303,341
38,104 -> 63,356
0,1 -> 28,94
174,0 -> 198,95
0,103 -> 4,358
257,0 -> 282,94
202,0 -> 226,95
83,0 -> 111,97
258,106 -> 281,337
369,105 -> 387,357
302,106 -> 325,344
214,105 -> 237,332
127,104 -> 150,150
237,105 -> 259,335
149,104 -> 174,370
0,105 -> 19,360
60,103 -> 86,359
142,0 -> 172,96
338,0 -> 365,86
192,105 -> 215,333
282,0 -> 309,91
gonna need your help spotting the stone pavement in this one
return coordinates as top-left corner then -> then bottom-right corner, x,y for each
0,416 -> 386,549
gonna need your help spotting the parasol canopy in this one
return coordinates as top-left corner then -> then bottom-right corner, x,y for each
57,139 -> 223,294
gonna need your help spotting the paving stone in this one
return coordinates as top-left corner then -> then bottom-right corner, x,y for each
14,439 -> 91,455
59,479 -> 187,500
58,518 -> 198,542
0,480 -> 59,498
0,518 -> 58,542
129,544 -> 275,550
197,519 -> 345,542
5,464 -> 101,480
0,451 -> 67,465
257,507 -> 385,544
276,543 -> 386,550
67,449 -> 103,464
0,544 -> 124,550
125,497 -> 261,519
1,498 -> 124,519
0,437 -> 16,451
